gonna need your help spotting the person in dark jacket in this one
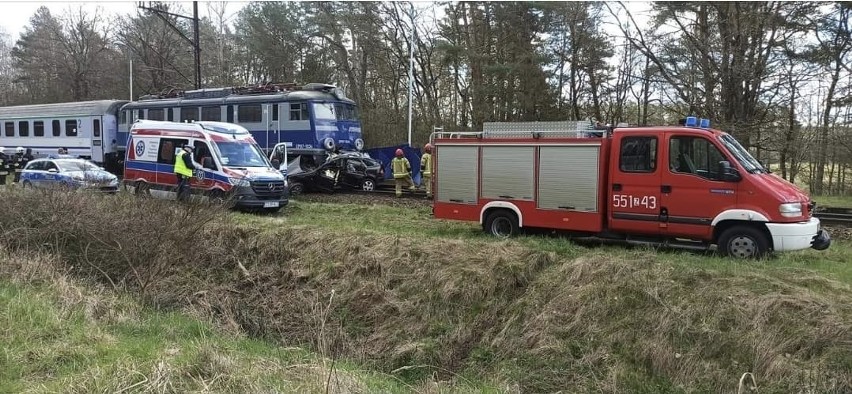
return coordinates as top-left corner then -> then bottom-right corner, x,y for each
0,148 -> 9,185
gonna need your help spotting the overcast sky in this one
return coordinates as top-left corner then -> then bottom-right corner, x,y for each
0,1 -> 245,41
0,1 -> 652,42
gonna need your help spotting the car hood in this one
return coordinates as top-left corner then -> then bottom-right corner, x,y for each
222,166 -> 284,181
65,170 -> 117,182
750,172 -> 811,203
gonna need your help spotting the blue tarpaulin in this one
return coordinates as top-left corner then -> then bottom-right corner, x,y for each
363,144 -> 423,184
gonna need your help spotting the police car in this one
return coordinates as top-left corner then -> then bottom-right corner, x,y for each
21,157 -> 120,193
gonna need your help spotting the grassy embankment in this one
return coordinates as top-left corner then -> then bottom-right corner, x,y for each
1,188 -> 850,393
0,260 -> 424,393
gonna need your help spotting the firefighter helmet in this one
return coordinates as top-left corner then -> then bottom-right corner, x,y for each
0,147 -> 4,153
16,147 -> 24,154
424,143 -> 433,152
395,148 -> 403,157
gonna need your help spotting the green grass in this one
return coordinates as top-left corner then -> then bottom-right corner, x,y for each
0,278 -> 462,393
3,190 -> 851,393
233,199 -> 483,239
241,198 -> 852,286
812,194 -> 852,209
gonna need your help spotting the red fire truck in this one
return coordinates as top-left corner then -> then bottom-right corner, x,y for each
429,118 -> 831,258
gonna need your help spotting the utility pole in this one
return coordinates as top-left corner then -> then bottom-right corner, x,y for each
138,1 -> 202,89
407,2 -> 415,147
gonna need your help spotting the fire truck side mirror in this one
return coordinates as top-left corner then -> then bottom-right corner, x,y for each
718,160 -> 740,182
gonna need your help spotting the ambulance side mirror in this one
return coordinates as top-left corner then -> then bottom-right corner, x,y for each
718,160 -> 740,182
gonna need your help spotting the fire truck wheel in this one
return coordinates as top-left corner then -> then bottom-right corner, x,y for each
484,210 -> 519,238
718,226 -> 770,259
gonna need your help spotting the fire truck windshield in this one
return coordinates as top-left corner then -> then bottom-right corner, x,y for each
718,134 -> 767,174
213,141 -> 270,168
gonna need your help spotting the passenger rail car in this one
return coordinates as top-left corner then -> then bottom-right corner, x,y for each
0,100 -> 128,166
117,83 -> 365,159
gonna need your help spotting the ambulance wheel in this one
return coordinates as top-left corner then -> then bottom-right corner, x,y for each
718,226 -> 770,259
484,210 -> 518,238
208,190 -> 226,204
134,181 -> 150,197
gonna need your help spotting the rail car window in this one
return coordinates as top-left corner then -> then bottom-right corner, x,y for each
4,122 -> 13,137
136,110 -> 144,120
238,105 -> 262,122
93,119 -> 100,137
52,120 -> 60,136
271,104 -> 278,121
669,136 -> 726,181
34,121 -> 44,137
157,138 -> 188,165
201,106 -> 221,121
619,136 -> 657,173
18,121 -> 29,137
180,108 -> 198,123
290,103 -> 308,120
167,108 -> 174,121
66,120 -> 78,137
226,105 -> 234,122
119,110 -> 127,125
148,109 -> 164,121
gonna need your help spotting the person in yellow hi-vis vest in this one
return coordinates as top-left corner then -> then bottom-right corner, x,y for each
420,143 -> 433,199
391,148 -> 415,197
174,145 -> 196,202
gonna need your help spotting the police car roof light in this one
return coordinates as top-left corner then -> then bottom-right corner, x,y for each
685,116 -> 698,127
699,118 -> 710,128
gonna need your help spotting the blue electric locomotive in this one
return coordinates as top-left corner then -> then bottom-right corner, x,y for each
117,83 -> 365,157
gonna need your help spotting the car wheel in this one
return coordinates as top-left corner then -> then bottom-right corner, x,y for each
718,226 -> 770,259
289,182 -> 304,196
484,210 -> 519,238
361,178 -> 376,192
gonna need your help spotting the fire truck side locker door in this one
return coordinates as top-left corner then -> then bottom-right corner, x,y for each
607,134 -> 662,236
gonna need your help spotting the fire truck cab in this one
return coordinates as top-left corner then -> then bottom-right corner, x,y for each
430,118 -> 831,258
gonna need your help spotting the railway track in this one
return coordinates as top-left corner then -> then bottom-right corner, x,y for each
813,211 -> 852,227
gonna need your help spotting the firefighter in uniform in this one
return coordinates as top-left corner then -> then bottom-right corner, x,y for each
12,147 -> 25,183
420,143 -> 433,198
174,145 -> 196,202
0,148 -> 8,185
391,148 -> 415,197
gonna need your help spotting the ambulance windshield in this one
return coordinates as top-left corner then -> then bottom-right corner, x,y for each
213,141 -> 270,168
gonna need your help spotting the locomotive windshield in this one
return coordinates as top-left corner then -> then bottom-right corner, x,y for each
213,141 -> 271,167
312,102 -> 358,121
